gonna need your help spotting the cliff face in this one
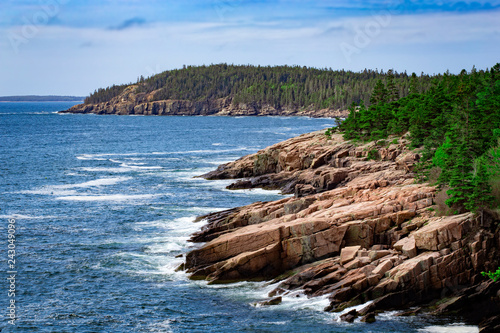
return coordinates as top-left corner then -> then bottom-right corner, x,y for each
184,131 -> 500,331
60,85 -> 348,118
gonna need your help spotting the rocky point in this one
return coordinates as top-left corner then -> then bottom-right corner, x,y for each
60,85 -> 348,118
183,130 -> 500,332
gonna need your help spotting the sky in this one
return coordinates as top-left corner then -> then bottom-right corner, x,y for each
1,0 -> 499,96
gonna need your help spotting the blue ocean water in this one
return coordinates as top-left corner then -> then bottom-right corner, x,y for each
0,102 -> 476,332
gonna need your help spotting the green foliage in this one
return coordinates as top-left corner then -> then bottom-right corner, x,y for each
337,63 -> 500,214
481,267 -> 500,281
85,84 -> 128,104
367,149 -> 379,160
466,157 -> 495,212
84,64 -> 435,111
433,137 -> 452,169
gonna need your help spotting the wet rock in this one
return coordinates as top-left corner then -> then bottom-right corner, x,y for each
255,297 -> 282,306
360,312 -> 376,323
340,309 -> 358,323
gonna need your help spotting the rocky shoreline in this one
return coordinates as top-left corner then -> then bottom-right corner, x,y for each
183,130 -> 500,332
59,86 -> 348,118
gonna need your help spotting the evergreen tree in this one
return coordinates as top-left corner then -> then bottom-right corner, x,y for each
370,80 -> 388,105
466,157 -> 495,213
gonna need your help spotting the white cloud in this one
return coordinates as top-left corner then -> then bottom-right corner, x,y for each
0,9 -> 499,95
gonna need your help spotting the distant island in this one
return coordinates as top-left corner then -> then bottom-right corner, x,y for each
60,64 -> 436,117
0,95 -> 84,102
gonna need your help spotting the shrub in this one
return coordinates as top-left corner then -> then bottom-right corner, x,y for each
367,149 -> 379,160
481,267 -> 500,281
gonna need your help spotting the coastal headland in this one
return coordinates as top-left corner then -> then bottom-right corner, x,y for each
183,130 -> 500,331
60,85 -> 348,118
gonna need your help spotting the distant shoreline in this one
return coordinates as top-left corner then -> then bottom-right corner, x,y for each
0,96 -> 84,102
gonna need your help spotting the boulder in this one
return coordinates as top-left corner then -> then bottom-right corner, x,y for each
413,213 -> 475,251
340,246 -> 361,265
394,236 -> 417,258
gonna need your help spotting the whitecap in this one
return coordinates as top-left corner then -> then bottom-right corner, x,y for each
118,163 -> 163,170
418,324 -> 479,333
22,177 -> 132,196
55,194 -> 156,202
79,167 -> 131,173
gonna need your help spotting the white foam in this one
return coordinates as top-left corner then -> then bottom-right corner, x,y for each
145,241 -> 184,254
55,194 -> 156,202
204,159 -> 239,165
76,154 -> 108,161
22,177 -> 132,196
332,300 -> 374,322
118,163 -> 163,170
148,320 -> 174,333
79,167 -> 131,173
224,187 -> 288,196
151,147 -> 259,155
418,325 -> 479,333
63,177 -> 132,188
77,152 -> 142,160
21,188 -> 78,196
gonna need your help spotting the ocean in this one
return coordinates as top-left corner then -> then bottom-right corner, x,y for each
0,102 -> 478,332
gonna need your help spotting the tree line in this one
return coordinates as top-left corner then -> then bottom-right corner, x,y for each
84,64 -> 437,110
337,64 -> 500,214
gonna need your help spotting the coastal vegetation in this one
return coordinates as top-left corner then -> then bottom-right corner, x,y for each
84,64 -> 437,111
335,64 -> 500,216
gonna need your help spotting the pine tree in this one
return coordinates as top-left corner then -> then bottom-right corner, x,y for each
370,80 -> 388,105
445,142 -> 475,212
386,69 -> 399,102
466,157 -> 494,214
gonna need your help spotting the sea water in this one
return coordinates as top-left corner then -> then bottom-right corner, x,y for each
0,102 -> 478,332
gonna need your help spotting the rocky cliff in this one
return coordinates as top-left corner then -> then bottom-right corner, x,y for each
60,85 -> 348,118
183,131 -> 500,331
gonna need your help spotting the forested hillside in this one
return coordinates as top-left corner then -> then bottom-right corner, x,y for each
84,64 -> 436,110
336,64 -> 500,215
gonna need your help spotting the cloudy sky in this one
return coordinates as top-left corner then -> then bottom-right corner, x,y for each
1,0 -> 499,96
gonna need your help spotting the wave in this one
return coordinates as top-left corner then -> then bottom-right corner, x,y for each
418,324 -> 479,333
55,194 -> 156,202
224,187 -> 288,196
77,147 -> 256,161
60,177 -> 132,188
151,147 -> 259,155
22,177 -> 132,196
117,163 -> 163,170
79,167 -> 131,173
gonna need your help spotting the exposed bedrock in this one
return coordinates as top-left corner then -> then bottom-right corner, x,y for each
60,85 -> 349,118
185,131 -> 500,330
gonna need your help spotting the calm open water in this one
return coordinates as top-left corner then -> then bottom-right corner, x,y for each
0,102 -> 477,332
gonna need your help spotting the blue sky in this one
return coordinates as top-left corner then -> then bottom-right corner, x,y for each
1,0 -> 499,96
